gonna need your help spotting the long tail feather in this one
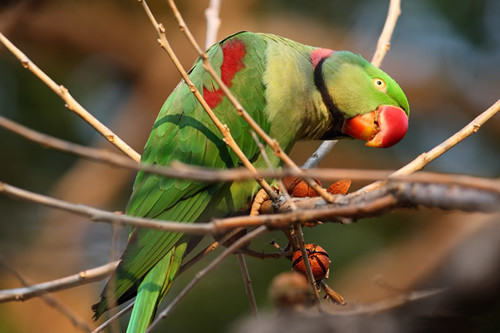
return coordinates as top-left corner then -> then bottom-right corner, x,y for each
126,242 -> 187,333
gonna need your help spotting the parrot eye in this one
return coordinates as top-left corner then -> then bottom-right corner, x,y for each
373,78 -> 387,92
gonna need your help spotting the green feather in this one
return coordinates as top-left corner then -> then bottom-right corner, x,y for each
126,242 -> 187,333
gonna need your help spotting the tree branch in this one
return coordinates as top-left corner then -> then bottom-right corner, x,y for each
1,259 -> 92,332
3,114 -> 499,192
302,141 -> 337,169
360,98 -> 500,193
1,178 -> 497,241
0,180 -> 497,303
325,288 -> 443,316
91,300 -> 134,333
0,261 -> 119,303
237,254 -> 259,317
371,0 -> 401,67
0,33 -> 141,161
0,236 -> 225,308
391,99 -> 500,177
0,181 -> 211,234
204,0 -> 221,48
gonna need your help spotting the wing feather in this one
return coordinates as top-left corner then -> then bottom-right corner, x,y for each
95,32 -> 271,316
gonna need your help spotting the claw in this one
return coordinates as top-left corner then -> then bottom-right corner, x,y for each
250,188 -> 270,216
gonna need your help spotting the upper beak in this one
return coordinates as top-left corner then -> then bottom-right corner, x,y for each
341,105 -> 408,148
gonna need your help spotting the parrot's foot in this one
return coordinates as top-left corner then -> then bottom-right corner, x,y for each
250,188 -> 270,216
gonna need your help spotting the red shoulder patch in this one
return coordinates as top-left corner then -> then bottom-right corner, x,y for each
203,38 -> 246,108
311,48 -> 334,69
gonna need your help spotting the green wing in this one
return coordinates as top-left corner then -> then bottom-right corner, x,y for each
93,32 -> 269,319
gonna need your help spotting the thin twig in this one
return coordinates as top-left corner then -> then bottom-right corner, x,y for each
325,288 -> 444,316
250,132 -> 320,302
371,0 -> 401,67
147,226 -> 268,332
391,99 -> 500,176
0,259 -> 92,332
138,0 -> 277,200
294,223 -> 321,301
105,224 -> 121,333
0,229 -> 252,308
4,114 -> 498,192
0,261 -> 119,302
91,300 -> 134,333
0,33 -> 141,161
1,240 -> 224,332
302,141 -> 337,169
359,98 -> 500,193
204,0 -> 221,48
237,254 -> 259,317
238,248 -> 285,259
178,241 -> 220,274
0,181 -> 211,234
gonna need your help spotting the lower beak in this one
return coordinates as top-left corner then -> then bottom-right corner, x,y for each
341,105 -> 408,148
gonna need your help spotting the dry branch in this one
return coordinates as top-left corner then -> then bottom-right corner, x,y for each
0,178 -> 495,305
1,179 -> 497,239
0,236 -> 227,306
0,33 -> 141,162
371,0 -> 401,67
3,114 -> 500,192
360,98 -> 500,193
302,140 -> 337,169
237,254 -> 259,317
391,99 -> 500,176
1,177 -> 495,304
1,259 -> 92,332
91,301 -> 134,333
204,0 -> 221,48
325,288 -> 443,316
0,180 -> 211,234
0,234 -> 228,306
0,261 -> 119,303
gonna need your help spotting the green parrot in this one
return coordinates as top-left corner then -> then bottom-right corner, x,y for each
92,31 -> 409,332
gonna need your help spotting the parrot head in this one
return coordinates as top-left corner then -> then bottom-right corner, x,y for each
315,50 -> 409,148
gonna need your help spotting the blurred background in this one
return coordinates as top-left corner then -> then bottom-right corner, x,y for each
0,0 -> 499,332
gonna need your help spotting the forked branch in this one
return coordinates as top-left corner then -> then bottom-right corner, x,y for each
0,179 -> 497,239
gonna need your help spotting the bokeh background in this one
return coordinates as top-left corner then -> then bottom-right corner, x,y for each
0,0 -> 499,332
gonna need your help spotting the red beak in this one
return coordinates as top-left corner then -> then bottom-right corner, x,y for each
341,105 -> 408,148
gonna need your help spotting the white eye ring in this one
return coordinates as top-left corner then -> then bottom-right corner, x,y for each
373,78 -> 387,92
